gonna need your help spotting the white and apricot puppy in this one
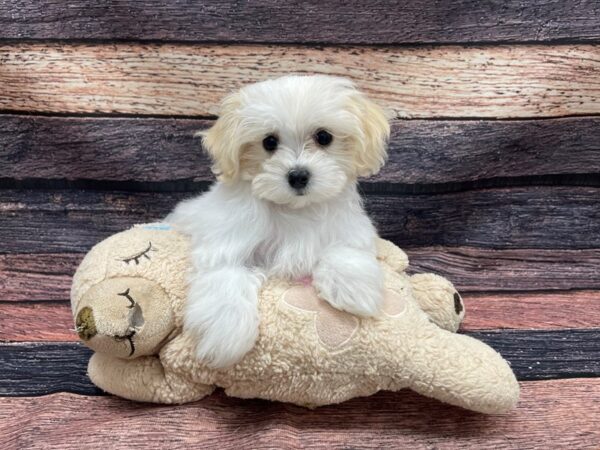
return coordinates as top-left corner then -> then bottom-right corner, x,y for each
166,75 -> 390,368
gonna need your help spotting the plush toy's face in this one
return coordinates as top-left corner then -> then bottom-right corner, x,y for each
72,224 -> 190,359
75,276 -> 176,358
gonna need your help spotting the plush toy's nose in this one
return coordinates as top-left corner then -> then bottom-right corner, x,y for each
76,306 -> 97,340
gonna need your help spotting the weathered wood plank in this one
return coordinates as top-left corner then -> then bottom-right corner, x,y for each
468,329 -> 600,380
2,115 -> 600,184
3,291 -> 599,342
1,331 -> 599,396
0,254 -> 81,301
0,303 -> 76,342
1,381 -> 600,449
3,248 -> 600,302
1,43 -> 599,118
367,187 -> 600,249
3,187 -> 599,253
387,118 -> 600,184
0,115 -> 212,183
407,247 -> 600,291
0,343 -> 98,396
462,291 -> 600,331
1,0 -> 600,44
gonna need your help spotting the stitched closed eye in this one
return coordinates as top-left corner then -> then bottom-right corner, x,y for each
120,242 -> 156,265
114,330 -> 136,356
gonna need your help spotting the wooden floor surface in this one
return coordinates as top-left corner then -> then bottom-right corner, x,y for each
0,1 -> 599,449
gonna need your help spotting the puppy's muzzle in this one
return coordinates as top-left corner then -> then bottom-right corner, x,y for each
288,168 -> 310,192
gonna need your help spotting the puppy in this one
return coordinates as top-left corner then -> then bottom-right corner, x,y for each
166,75 -> 390,368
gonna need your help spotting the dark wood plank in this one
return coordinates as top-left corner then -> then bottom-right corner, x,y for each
0,343 -> 98,396
367,186 -> 600,249
2,43 -> 600,118
0,189 -> 181,254
1,331 -> 598,396
0,116 -> 212,184
387,118 -> 600,184
1,382 -> 600,449
2,115 -> 600,185
0,303 -> 76,342
1,1 -> 599,44
2,187 -> 599,253
407,247 -> 600,291
467,329 -> 600,380
3,292 -> 599,342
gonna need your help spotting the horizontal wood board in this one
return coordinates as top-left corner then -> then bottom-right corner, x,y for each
2,115 -> 600,185
2,187 -> 600,252
3,291 -> 600,342
1,44 -> 600,118
1,0 -> 600,44
1,381 -> 599,449
1,331 -> 600,396
3,248 -> 600,302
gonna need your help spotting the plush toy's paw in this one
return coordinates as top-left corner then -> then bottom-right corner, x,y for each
409,273 -> 465,332
376,238 -> 409,273
184,268 -> 261,369
313,248 -> 384,317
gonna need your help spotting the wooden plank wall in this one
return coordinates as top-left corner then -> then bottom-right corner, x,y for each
1,1 -> 599,448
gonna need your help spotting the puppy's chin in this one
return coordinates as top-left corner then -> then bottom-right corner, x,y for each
251,169 -> 349,209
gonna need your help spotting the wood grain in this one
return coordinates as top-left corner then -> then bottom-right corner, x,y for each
3,290 -> 599,342
3,247 -> 600,302
4,186 -> 600,252
407,247 -> 600,291
461,291 -> 600,331
0,303 -> 76,342
2,115 -> 600,185
1,43 -> 600,118
0,254 -> 81,301
1,0 -> 600,44
1,331 -> 599,396
1,381 -> 599,449
0,343 -> 97,396
468,329 -> 600,380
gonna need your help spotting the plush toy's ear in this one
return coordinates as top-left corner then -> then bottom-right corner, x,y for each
347,91 -> 391,177
197,92 -> 244,183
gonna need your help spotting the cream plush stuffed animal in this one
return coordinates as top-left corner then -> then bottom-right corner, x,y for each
71,223 -> 519,414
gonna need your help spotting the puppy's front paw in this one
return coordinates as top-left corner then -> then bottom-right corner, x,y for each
184,271 -> 261,369
313,248 -> 384,317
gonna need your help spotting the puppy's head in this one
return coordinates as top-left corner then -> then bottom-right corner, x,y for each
201,75 -> 390,208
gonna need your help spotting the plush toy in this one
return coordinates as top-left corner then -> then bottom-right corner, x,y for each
71,223 -> 519,414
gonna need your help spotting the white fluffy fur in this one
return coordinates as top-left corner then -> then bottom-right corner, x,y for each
166,75 -> 391,368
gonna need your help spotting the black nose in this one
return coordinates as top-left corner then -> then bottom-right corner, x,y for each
288,169 -> 310,190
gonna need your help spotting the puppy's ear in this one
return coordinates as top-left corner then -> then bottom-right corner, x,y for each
347,92 -> 391,177
196,92 -> 244,182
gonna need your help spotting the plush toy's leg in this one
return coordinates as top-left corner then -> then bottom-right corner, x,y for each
376,239 -> 409,273
88,353 -> 214,404
409,273 -> 465,332
401,325 -> 519,414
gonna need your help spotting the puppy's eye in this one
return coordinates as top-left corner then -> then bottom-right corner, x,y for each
315,130 -> 333,147
262,135 -> 278,152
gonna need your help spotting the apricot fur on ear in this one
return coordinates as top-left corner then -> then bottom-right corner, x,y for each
198,92 -> 245,183
346,91 -> 391,177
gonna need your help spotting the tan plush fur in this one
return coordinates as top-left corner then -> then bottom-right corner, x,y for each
71,224 -> 519,414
